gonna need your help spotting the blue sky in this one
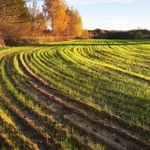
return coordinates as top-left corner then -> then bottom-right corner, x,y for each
66,0 -> 150,30
35,0 -> 150,30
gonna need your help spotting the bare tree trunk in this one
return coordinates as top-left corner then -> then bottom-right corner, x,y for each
0,32 -> 5,47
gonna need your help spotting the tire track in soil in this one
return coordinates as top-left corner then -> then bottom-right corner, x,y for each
0,133 -> 14,149
22,49 -> 150,134
0,115 -> 38,150
1,55 -> 62,150
57,47 -> 150,127
17,51 -> 150,150
3,54 -> 93,150
35,49 -> 148,118
0,94 -> 58,150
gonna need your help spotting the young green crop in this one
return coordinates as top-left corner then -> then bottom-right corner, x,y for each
0,39 -> 150,149
12,40 -> 149,129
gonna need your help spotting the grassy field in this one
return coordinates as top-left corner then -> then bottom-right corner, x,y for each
0,39 -> 150,150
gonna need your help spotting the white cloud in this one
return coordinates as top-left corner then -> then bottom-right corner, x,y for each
67,0 -> 134,5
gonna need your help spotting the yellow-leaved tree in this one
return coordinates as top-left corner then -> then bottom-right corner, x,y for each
44,0 -> 68,35
44,0 -> 83,37
65,7 -> 83,37
74,9 -> 83,37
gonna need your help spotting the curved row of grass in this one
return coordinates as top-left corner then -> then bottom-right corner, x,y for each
0,39 -> 150,149
19,40 -> 150,127
0,45 -> 106,149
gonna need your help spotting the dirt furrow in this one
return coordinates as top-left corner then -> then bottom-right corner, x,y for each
20,52 -> 150,133
3,54 -> 94,150
1,56 -> 62,150
0,133 -> 14,149
18,53 -> 150,149
27,80 -> 150,150
0,93 -> 58,150
2,83 -> 92,150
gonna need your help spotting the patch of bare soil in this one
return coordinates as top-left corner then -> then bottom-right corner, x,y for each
1,94 -> 60,150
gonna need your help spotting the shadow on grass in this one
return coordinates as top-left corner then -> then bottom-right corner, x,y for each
24,39 -> 150,47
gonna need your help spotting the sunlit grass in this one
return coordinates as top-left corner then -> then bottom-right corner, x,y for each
13,40 -> 149,126
0,39 -> 150,149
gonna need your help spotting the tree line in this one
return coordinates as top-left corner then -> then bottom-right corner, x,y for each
0,0 -> 83,46
1,0 -> 150,47
44,0 -> 82,37
82,29 -> 150,39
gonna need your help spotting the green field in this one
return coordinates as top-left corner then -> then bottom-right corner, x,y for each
0,40 -> 150,150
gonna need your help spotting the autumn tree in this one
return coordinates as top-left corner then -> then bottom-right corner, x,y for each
44,0 -> 83,37
0,0 -> 32,45
65,7 -> 83,37
44,0 -> 68,35
29,1 -> 47,36
81,29 -> 89,39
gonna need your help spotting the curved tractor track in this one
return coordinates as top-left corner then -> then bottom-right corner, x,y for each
0,40 -> 150,150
